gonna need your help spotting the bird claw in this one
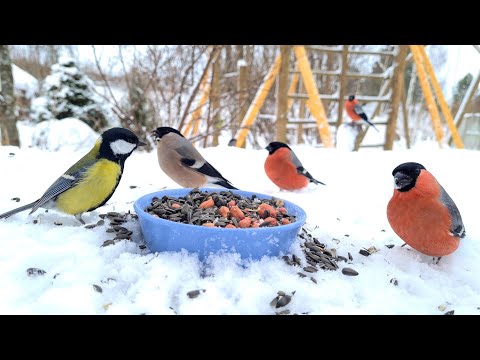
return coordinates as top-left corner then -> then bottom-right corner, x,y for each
434,257 -> 442,264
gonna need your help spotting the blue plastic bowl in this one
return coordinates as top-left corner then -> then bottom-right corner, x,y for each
133,188 -> 307,260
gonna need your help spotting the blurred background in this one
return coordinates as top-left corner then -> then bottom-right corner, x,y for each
1,45 -> 479,151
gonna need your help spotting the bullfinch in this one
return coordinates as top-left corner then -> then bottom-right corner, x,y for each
387,162 -> 466,263
151,127 -> 237,189
264,141 -> 325,191
0,127 -> 146,224
345,95 -> 379,132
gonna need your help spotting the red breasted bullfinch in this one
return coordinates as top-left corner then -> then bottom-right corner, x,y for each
387,162 -> 466,263
151,127 -> 237,189
345,95 -> 379,132
264,142 -> 325,191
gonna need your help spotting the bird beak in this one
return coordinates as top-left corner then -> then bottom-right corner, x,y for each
137,141 -> 147,147
394,172 -> 412,190
265,146 -> 271,152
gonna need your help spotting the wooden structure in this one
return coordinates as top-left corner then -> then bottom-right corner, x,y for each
234,46 -> 333,148
181,45 -> 467,150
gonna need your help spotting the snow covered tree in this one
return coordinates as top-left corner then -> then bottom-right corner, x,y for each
31,57 -> 111,131
0,45 -> 19,146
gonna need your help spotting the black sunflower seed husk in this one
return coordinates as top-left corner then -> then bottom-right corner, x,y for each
142,188 -> 296,228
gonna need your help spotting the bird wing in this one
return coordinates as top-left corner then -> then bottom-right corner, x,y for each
176,143 -> 237,189
29,156 -> 97,214
290,151 -> 325,185
354,104 -> 368,121
439,186 -> 466,238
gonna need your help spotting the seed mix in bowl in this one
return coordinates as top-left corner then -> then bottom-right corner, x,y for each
144,188 -> 297,229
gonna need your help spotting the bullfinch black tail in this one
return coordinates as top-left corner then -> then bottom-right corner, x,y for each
297,166 -> 326,186
363,119 -> 380,132
0,200 -> 39,220
309,177 -> 326,186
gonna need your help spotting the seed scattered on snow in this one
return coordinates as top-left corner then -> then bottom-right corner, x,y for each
84,224 -> 97,229
444,310 -> 455,315
438,304 -> 447,312
11,197 -> 20,202
359,249 -> 370,257
54,222 -> 63,226
385,244 -> 395,249
97,219 -> 105,226
342,268 -> 359,276
26,268 -> 47,277
93,284 -> 103,293
101,240 -> 116,247
187,289 -> 206,299
390,278 -> 398,286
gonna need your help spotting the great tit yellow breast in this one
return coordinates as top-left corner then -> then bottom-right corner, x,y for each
56,159 -> 122,215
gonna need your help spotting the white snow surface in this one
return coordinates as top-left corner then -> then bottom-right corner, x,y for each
12,64 -> 38,99
29,118 -> 99,152
0,142 -> 479,315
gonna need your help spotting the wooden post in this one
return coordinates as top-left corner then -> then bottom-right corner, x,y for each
409,45 -> 444,147
293,46 -> 333,148
236,46 -> 249,144
287,72 -> 299,111
276,45 -> 291,143
418,45 -> 464,149
297,79 -> 306,144
211,58 -> 221,146
183,67 -> 210,137
235,54 -> 282,148
192,82 -> 210,138
449,69 -> 480,145
401,87 -> 411,149
337,45 -> 349,128
385,45 -> 408,150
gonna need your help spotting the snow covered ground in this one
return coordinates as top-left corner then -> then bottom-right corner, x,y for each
0,141 -> 479,315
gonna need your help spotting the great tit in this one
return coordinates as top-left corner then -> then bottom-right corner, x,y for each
150,127 -> 237,189
0,127 -> 146,224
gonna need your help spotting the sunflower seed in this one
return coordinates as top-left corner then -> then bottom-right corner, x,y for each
129,185 -> 137,189
390,278 -> 398,286
101,240 -> 116,247
113,225 -> 128,232
275,295 -> 292,308
106,228 -> 115,233
11,197 -> 20,202
85,224 -> 97,229
359,249 -> 370,257
310,277 -> 317,284
187,289 -> 205,299
292,254 -> 301,266
297,272 -> 307,278
139,244 -> 147,250
348,252 -> 353,261
385,244 -> 395,249
93,284 -> 103,293
342,268 -> 359,276
444,310 -> 455,315
303,266 -> 318,273
97,219 -> 105,226
27,268 -> 47,276
54,222 -> 63,226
